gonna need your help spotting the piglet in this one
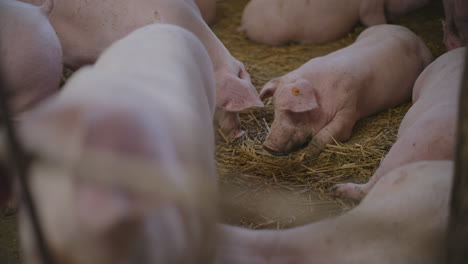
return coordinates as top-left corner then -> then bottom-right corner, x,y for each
260,24 -> 432,157
20,0 -> 263,139
0,0 -> 62,114
17,24 -> 218,264
334,47 -> 463,201
443,0 -> 468,50
240,0 -> 429,45
217,160 -> 451,264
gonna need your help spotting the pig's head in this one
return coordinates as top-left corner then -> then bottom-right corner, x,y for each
259,78 -> 324,156
17,100 -> 217,264
214,61 -> 264,141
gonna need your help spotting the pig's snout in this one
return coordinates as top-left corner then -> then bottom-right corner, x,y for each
262,141 -> 288,156
215,110 -> 245,141
262,137 -> 311,156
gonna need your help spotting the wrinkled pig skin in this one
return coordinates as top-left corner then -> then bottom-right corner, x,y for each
216,161 -> 451,264
0,0 -> 62,114
334,47 -> 462,201
443,0 -> 468,50
17,24 -> 218,264
20,0 -> 263,140
240,0 -> 430,46
260,24 -> 432,157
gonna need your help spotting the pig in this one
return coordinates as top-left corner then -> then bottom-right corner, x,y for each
443,0 -> 468,50
17,24 -> 218,264
240,0 -> 430,46
333,47 -> 463,201
216,160 -> 452,264
0,0 -> 62,114
0,0 -> 62,216
259,24 -> 432,157
20,0 -> 263,140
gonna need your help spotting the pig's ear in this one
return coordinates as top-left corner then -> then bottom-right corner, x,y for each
359,0 -> 386,26
216,72 -> 264,112
275,82 -> 320,112
259,78 -> 280,100
76,181 -> 139,233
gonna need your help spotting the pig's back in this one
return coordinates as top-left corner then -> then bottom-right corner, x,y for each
46,0 -> 156,67
340,25 -> 432,117
397,47 -> 464,135
412,47 -> 464,103
95,24 -> 216,116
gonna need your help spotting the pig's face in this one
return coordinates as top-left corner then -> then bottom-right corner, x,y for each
214,61 -> 264,141
260,78 -> 324,156
214,109 -> 245,140
263,110 -> 315,155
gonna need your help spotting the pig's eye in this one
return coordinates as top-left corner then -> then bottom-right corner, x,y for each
284,110 -> 307,124
284,109 -> 320,126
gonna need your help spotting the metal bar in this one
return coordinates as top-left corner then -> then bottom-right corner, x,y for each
0,75 -> 55,264
447,48 -> 468,263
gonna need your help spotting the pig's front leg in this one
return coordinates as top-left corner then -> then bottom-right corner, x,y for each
304,112 -> 356,159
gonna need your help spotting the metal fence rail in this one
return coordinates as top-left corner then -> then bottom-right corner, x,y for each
447,48 -> 468,263
0,73 -> 55,264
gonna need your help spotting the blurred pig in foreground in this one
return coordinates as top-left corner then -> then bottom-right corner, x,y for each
20,0 -> 263,139
240,0 -> 429,45
334,47 -> 463,201
260,25 -> 432,157
17,24 -> 218,264
217,160 -> 451,264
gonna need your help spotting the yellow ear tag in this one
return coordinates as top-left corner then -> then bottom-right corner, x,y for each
291,87 -> 300,95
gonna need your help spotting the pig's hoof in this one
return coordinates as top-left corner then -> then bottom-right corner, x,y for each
233,130 -> 245,139
332,183 -> 367,202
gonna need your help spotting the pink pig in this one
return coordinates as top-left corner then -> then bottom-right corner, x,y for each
17,24 -> 218,264
21,0 -> 263,139
0,0 -> 62,114
259,24 -> 432,157
216,160 -> 452,264
334,47 -> 463,201
240,0 -> 430,45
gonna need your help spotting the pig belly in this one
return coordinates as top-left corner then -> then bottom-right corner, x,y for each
376,103 -> 456,182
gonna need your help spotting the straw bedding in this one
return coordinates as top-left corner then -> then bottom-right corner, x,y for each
214,0 -> 446,229
0,0 -> 447,261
